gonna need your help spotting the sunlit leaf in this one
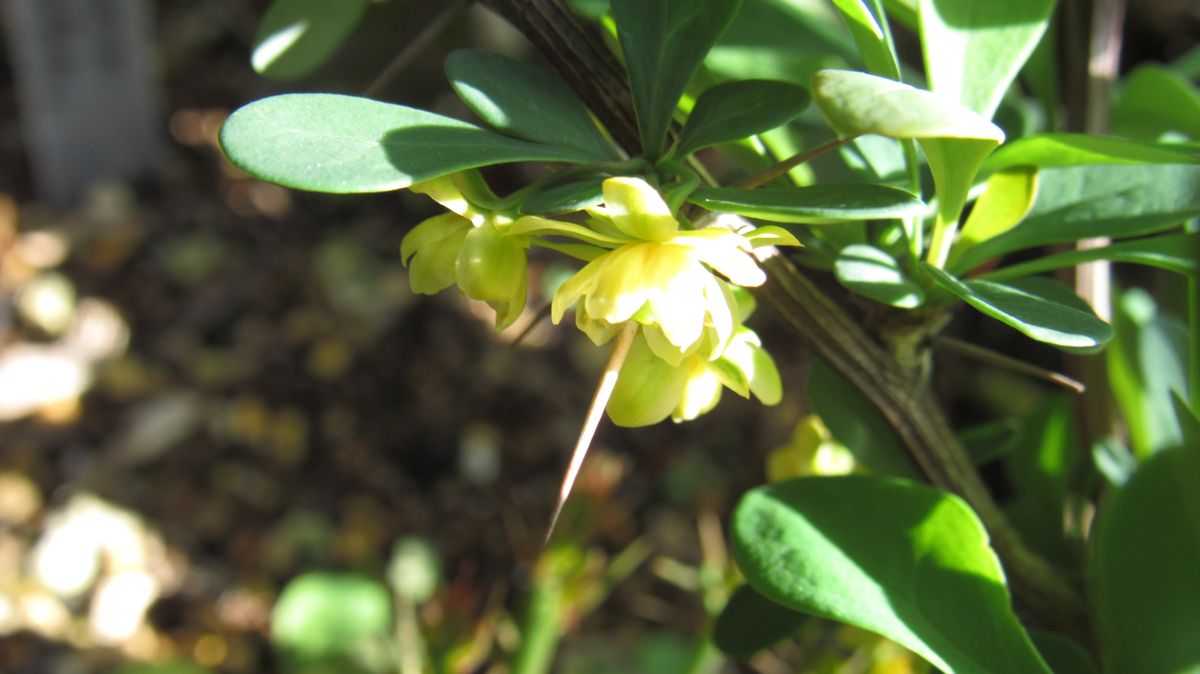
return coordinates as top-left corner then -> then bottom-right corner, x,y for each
826,0 -> 900,78
732,476 -> 1052,674
983,133 -> 1200,173
251,0 -> 369,80
272,572 -> 392,668
687,184 -> 925,224
220,94 -> 597,193
676,80 -> 810,156
834,244 -> 924,308
981,233 -> 1200,282
955,167 -> 1038,253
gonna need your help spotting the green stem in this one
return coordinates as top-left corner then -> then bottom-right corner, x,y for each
926,212 -> 957,269
512,564 -> 566,674
1190,220 -> 1200,406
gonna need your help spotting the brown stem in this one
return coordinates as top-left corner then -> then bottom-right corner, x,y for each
735,135 -> 858,189
479,0 -> 1089,640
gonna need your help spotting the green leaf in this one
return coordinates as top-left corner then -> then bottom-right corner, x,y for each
981,233 -> 1200,282
1112,65 -> 1200,141
1092,437 -> 1137,488
687,184 -> 925,224
807,359 -> 921,479
924,265 -> 1112,352
983,133 -> 1200,173
950,163 -> 1200,273
676,80 -> 810,156
732,476 -> 1053,674
1029,632 -> 1099,674
271,572 -> 392,666
811,69 -> 1004,142
219,94 -> 597,193
1002,394 -> 1077,562
955,167 -> 1038,253
834,244 -> 924,308
115,664 -> 215,674
612,0 -> 744,158
445,50 -> 619,161
918,0 -> 1054,118
826,0 -> 900,78
251,0 -> 369,80
1091,443 -> 1200,674
1173,391 -> 1200,447
519,178 -> 606,215
713,584 -> 809,658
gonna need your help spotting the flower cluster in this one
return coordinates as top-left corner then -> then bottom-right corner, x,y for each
401,173 -> 798,426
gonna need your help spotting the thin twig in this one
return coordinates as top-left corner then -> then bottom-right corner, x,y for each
543,321 -> 638,545
364,0 -> 473,99
734,136 -> 858,189
511,301 -> 553,347
934,336 -> 1086,394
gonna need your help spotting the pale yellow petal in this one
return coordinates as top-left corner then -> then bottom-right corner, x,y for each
602,177 -> 678,242
583,244 -> 653,324
551,254 -> 610,324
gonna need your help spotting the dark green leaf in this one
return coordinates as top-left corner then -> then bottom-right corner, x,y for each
115,664 -> 215,674
807,359 -> 921,478
919,0 -> 1054,118
1092,437 -> 1137,488
676,80 -> 810,156
220,94 -> 597,193
981,233 -> 1200,282
924,265 -> 1112,352
1173,392 -> 1200,447
1030,631 -> 1098,674
519,178 -> 606,215
251,0 -> 369,80
1003,395 -> 1077,562
713,584 -> 809,658
687,184 -> 925,224
445,50 -> 619,161
1112,65 -> 1200,140
612,0 -> 744,158
834,244 -> 924,308
958,419 -> 1021,465
732,476 -> 1052,674
983,133 -> 1200,173
705,0 -> 857,84
951,163 -> 1200,273
1091,443 -> 1200,674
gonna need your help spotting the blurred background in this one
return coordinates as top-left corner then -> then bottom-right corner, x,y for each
0,1 -> 1196,673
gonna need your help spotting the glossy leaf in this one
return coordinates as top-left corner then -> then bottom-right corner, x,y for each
732,476 -> 1052,674
918,0 -> 1054,118
612,0 -> 744,158
519,178 -> 606,215
924,265 -> 1112,352
827,0 -> 900,78
981,233 -> 1200,282
705,0 -> 858,84
811,69 -> 1004,142
956,167 -> 1038,253
251,0 -> 369,80
445,50 -> 618,161
713,584 -> 809,658
220,94 -> 597,193
687,184 -> 925,224
807,359 -> 921,479
983,133 -> 1200,173
1112,65 -> 1200,140
835,244 -> 924,308
951,163 -> 1200,273
1091,443 -> 1200,674
676,80 -> 810,157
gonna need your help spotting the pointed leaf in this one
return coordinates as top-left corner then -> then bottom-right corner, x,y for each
688,184 -> 925,224
220,94 -> 597,193
713,584 -> 809,658
918,0 -> 1054,118
983,133 -> 1200,173
981,233 -> 1200,282
251,0 -> 369,80
827,0 -> 901,78
1091,443 -> 1200,674
1112,65 -> 1200,140
445,50 -> 619,160
732,476 -> 1053,674
956,167 -> 1038,253
924,264 -> 1112,352
951,163 -> 1200,274
811,69 -> 1004,142
612,0 -> 744,157
519,179 -> 606,215
676,80 -> 810,156
835,244 -> 924,308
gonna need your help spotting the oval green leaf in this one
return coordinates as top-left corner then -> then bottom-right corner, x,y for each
834,244 -> 924,308
271,572 -> 392,663
1112,65 -> 1200,140
219,94 -> 598,193
687,184 -> 925,224
1091,443 -> 1200,674
983,133 -> 1200,173
732,476 -> 1053,674
612,0 -> 744,158
252,0 -> 369,80
923,264 -> 1113,352
676,79 -> 810,157
519,178 -> 606,215
445,49 -> 619,161
713,584 -> 809,659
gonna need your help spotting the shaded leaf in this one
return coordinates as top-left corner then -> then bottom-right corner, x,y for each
1091,444 -> 1200,674
713,584 -> 809,658
251,0 -> 369,80
519,178 -> 606,215
1029,631 -> 1099,674
612,0 -> 744,157
981,233 -> 1200,282
1002,394 -> 1077,562
705,0 -> 857,84
687,184 -> 925,224
445,50 -> 618,160
732,476 -> 1052,674
676,80 -> 810,156
1112,65 -> 1200,140
220,94 -> 596,193
924,265 -> 1112,352
835,244 -> 924,308
918,0 -> 1054,118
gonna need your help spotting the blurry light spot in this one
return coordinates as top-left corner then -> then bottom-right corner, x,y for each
66,299 -> 130,361
89,570 -> 159,645
194,633 -> 228,667
18,590 -> 70,638
306,338 -> 353,380
36,397 -> 82,425
0,346 -> 90,421
247,182 -> 292,218
0,593 -> 17,636
13,230 -> 70,269
16,272 -> 76,335
0,472 -> 42,524
108,391 -> 202,466
251,22 -> 307,72
458,424 -> 501,484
